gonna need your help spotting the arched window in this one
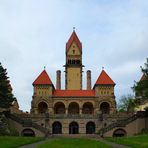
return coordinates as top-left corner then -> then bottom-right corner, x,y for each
38,102 -> 48,114
86,122 -> 95,134
22,128 -> 35,137
52,122 -> 62,134
69,122 -> 79,134
54,102 -> 65,114
113,129 -> 126,137
68,102 -> 79,114
100,102 -> 110,114
82,102 -> 94,114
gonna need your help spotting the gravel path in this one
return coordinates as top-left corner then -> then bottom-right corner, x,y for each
96,137 -> 131,148
18,139 -> 47,148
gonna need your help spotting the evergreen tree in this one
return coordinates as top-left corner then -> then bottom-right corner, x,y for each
133,58 -> 148,101
0,63 -> 15,109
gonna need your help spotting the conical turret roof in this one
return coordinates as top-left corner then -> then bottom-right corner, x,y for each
33,70 -> 53,85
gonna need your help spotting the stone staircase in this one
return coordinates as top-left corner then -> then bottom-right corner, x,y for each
6,113 -> 48,134
98,111 -> 146,136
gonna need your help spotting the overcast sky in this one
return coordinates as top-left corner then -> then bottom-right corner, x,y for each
0,0 -> 148,111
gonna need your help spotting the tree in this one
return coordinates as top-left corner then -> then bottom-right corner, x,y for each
0,63 -> 15,109
118,95 -> 136,112
133,58 -> 148,101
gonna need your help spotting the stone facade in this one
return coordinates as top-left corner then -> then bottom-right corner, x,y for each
30,31 -> 117,135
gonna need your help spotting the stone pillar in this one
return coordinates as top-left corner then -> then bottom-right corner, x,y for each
56,70 -> 61,90
66,108 -> 68,115
80,108 -> 82,115
87,70 -> 91,90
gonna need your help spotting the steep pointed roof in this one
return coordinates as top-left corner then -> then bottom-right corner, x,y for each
95,70 -> 115,85
66,31 -> 82,51
33,70 -> 53,85
140,74 -> 146,81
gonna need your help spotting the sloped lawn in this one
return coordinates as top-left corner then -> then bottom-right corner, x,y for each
106,134 -> 148,148
0,136 -> 44,148
38,138 -> 111,148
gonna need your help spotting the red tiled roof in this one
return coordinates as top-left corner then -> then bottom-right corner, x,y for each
140,74 -> 146,81
95,70 -> 115,85
66,31 -> 82,51
53,90 -> 95,97
33,70 -> 53,85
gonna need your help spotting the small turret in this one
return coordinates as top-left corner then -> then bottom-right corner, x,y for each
33,70 -> 54,96
93,70 -> 115,97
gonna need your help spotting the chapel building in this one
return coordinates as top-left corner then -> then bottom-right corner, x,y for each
30,30 -> 116,134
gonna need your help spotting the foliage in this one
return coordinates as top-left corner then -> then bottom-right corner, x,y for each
9,126 -> 19,136
133,58 -> 148,101
0,62 -> 15,108
118,95 -> 136,112
140,128 -> 148,135
38,138 -> 111,148
0,114 -> 10,136
106,134 -> 148,148
0,136 -> 44,148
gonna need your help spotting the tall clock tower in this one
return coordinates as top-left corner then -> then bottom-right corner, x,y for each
65,30 -> 83,90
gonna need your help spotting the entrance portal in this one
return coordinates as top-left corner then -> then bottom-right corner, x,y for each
113,129 -> 126,137
69,122 -> 79,134
52,122 -> 62,134
86,122 -> 95,134
21,129 -> 35,137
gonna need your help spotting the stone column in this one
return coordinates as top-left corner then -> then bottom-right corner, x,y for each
65,108 -> 68,115
80,108 -> 82,115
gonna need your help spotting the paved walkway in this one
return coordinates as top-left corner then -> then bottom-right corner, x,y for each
19,139 -> 47,148
96,137 -> 131,148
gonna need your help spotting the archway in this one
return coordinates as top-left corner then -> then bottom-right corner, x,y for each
52,121 -> 62,134
82,102 -> 94,114
113,129 -> 126,137
69,122 -> 79,134
38,102 -> 48,114
100,102 -> 110,114
86,122 -> 95,134
54,102 -> 65,114
68,102 -> 79,114
21,128 -> 35,137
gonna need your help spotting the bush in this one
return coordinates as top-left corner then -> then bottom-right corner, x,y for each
140,128 -> 148,134
0,114 -> 10,136
9,127 -> 19,136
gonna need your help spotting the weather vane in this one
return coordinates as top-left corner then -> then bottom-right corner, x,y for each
73,27 -> 75,31
102,66 -> 104,70
44,66 -> 46,70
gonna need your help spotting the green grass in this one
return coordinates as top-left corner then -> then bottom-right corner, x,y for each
0,136 -> 44,148
106,134 -> 148,148
38,138 -> 111,148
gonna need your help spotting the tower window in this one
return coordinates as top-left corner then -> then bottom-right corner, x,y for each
73,50 -> 75,54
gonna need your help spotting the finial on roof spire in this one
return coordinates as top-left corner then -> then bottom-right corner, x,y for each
102,66 -> 104,70
44,66 -> 46,70
73,27 -> 75,31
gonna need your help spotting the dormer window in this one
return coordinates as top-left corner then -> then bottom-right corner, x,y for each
73,50 -> 75,54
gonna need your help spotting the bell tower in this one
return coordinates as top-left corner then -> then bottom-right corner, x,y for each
65,30 -> 83,90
